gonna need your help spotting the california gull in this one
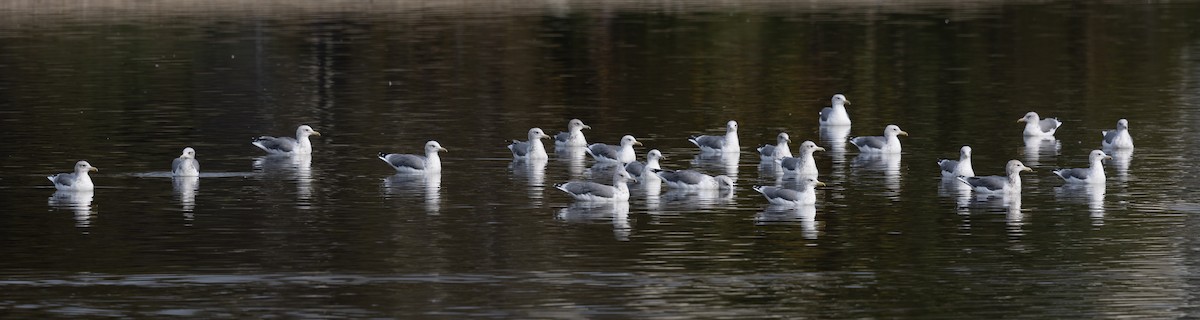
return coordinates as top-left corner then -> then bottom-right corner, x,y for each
818,94 -> 852,126
1052,150 -> 1111,184
252,125 -> 322,155
937,145 -> 974,178
958,160 -> 1033,194
688,120 -> 739,153
172,147 -> 200,177
48,160 -> 98,191
508,128 -> 551,160
849,125 -> 908,154
1018,112 -> 1061,137
379,141 -> 447,173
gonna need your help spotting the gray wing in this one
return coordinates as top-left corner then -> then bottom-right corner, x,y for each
691,135 -> 725,149
938,159 -> 960,174
508,140 -> 530,157
757,186 -> 801,201
1054,168 -> 1090,180
1038,118 -> 1060,133
172,158 -> 199,172
779,157 -> 801,171
819,107 -> 833,122
658,170 -> 708,185
554,132 -> 571,143
252,136 -> 297,152
625,161 -> 646,177
1102,130 -> 1118,145
962,176 -> 1008,191
758,145 -> 776,157
50,173 -> 76,187
384,154 -> 426,170
587,143 -> 620,159
850,136 -> 887,149
559,181 -> 615,198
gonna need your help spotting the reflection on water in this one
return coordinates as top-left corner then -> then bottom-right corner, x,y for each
254,154 -> 315,207
383,172 -> 442,215
690,153 -> 740,182
1,0 -> 1200,318
851,153 -> 902,198
48,190 -> 95,230
1056,183 -> 1107,225
1022,136 -> 1061,167
1106,148 -> 1133,182
556,201 -> 631,241
754,205 -> 818,239
510,158 -> 547,206
172,176 -> 199,220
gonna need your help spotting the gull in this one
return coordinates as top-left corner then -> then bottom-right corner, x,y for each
252,125 -> 322,155
378,141 -> 448,173
818,93 -> 852,126
586,135 -> 642,164
1101,119 -> 1133,149
757,132 -> 792,160
688,120 -> 739,153
958,160 -> 1034,194
1018,112 -> 1061,137
554,119 -> 592,147
937,146 -> 974,178
507,128 -> 551,160
172,147 -> 200,177
48,160 -> 98,191
753,177 -> 825,206
1052,150 -> 1111,184
849,125 -> 908,154
779,141 -> 825,176
555,169 -> 637,202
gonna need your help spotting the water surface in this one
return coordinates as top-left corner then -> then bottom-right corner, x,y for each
2,1 -> 1200,318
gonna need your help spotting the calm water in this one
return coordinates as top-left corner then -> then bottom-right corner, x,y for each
2,1 -> 1200,318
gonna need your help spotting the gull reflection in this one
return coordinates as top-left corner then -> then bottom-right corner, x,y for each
254,154 -> 315,206
634,176 -> 662,213
383,172 -> 442,214
1056,183 -> 1106,225
1005,195 -> 1023,237
510,158 -> 547,206
556,201 -> 631,241
1022,136 -> 1060,166
554,147 -> 588,178
49,190 -> 95,230
660,188 -> 734,210
691,152 -> 740,182
172,176 -> 199,220
1104,148 -> 1132,183
852,152 -> 902,197
754,204 -> 818,239
820,125 -> 851,167
938,179 -> 971,214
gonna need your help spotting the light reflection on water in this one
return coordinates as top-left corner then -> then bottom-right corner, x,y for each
0,0 -> 1199,318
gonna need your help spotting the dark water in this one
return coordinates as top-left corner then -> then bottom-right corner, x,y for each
2,1 -> 1200,318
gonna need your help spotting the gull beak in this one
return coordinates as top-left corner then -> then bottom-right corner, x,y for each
89,167 -> 99,172
311,131 -> 322,136
815,146 -> 827,152
898,131 -> 909,136
540,133 -> 551,139
1024,167 -> 1034,173
815,181 -> 827,187
1104,155 -> 1113,160
438,147 -> 448,152
844,99 -> 851,105
1016,118 -> 1026,123
583,125 -> 592,130
634,141 -> 643,146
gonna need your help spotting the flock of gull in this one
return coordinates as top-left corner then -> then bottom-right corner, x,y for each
47,94 -> 1135,213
